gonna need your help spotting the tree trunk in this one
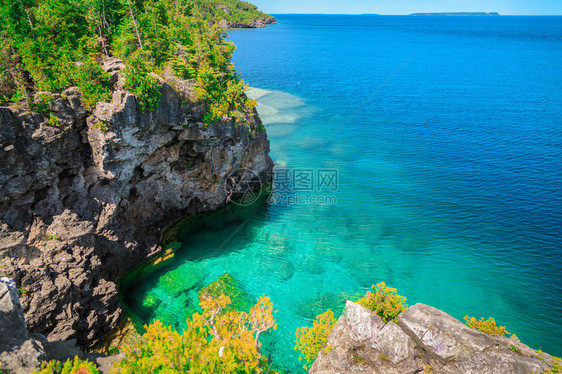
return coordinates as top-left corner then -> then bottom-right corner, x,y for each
126,0 -> 143,49
97,24 -> 109,56
17,0 -> 35,37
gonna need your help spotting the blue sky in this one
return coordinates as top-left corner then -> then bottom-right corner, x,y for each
251,0 -> 562,15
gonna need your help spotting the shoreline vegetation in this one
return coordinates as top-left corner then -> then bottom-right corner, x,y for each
0,0 -> 274,124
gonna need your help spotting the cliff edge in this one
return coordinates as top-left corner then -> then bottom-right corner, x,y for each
0,57 -> 273,350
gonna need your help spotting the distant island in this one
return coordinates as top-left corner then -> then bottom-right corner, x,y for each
410,12 -> 500,16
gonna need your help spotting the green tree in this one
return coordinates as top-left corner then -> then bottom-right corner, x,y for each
0,0 -> 266,125
122,50 -> 161,112
76,55 -> 112,110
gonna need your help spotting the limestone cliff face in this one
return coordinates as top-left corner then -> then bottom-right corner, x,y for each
311,301 -> 557,374
0,58 -> 273,350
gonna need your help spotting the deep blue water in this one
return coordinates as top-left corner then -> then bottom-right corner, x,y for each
230,13 -> 562,359
121,15 -> 562,372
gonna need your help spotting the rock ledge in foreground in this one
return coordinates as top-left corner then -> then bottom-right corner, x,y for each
310,301 -> 557,374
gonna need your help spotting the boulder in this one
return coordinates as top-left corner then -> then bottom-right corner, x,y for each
310,302 -> 558,374
398,303 -> 496,361
0,278 -> 48,373
374,321 -> 415,365
0,278 -> 29,347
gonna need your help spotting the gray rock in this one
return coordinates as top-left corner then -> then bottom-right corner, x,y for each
398,303 -> 496,362
327,301 -> 385,350
310,346 -> 378,374
310,302 -> 557,374
442,350 -> 547,374
93,353 -> 124,373
0,277 -> 46,373
0,339 -> 46,374
218,16 -> 277,29
0,278 -> 29,348
0,277 -> 118,373
374,321 -> 415,365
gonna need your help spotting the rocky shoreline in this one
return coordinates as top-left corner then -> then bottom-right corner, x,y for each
311,301 -> 559,374
2,276 -> 559,373
0,57 -> 273,353
221,16 -> 277,29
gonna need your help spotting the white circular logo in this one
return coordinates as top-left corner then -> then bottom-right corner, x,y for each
225,168 -> 263,206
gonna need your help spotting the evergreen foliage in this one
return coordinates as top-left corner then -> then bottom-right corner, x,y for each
76,55 -> 112,110
0,0 -> 264,120
122,51 -> 161,113
192,0 -> 272,24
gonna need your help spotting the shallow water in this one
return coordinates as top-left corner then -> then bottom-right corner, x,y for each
120,15 -> 562,372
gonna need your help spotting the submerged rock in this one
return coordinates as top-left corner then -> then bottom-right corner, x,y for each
310,301 -> 558,374
199,273 -> 252,312
294,293 -> 350,320
158,262 -> 205,297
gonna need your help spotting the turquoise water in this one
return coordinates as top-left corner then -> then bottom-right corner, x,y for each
121,15 -> 562,371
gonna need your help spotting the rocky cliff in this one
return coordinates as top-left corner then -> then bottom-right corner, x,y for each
220,16 -> 277,29
311,301 -> 558,374
0,57 -> 273,351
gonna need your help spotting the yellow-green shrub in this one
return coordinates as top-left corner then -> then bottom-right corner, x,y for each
114,294 -> 277,373
463,316 -> 510,336
356,282 -> 408,323
47,114 -> 61,127
33,356 -> 98,374
294,309 -> 337,370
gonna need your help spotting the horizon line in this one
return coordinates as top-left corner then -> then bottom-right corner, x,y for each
265,12 -> 562,16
